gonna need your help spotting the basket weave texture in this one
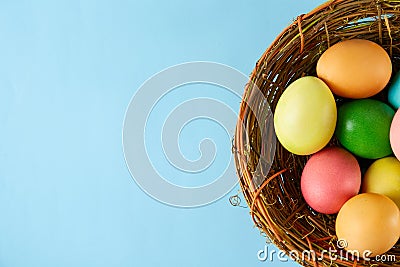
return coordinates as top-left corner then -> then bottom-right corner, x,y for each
233,0 -> 400,266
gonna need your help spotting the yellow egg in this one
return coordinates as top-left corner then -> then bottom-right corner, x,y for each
336,193 -> 400,257
317,39 -> 392,99
362,157 -> 400,209
273,76 -> 337,155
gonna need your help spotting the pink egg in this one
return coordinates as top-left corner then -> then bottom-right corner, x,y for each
391,109 -> 400,161
301,147 -> 361,214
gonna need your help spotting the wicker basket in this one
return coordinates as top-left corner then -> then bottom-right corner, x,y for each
233,0 -> 400,266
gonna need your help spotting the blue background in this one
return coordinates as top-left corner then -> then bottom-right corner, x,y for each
0,0 -> 325,266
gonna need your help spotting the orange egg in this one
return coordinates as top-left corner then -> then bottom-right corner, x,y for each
317,39 -> 392,99
336,193 -> 400,257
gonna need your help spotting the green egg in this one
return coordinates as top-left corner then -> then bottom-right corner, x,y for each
336,99 -> 395,159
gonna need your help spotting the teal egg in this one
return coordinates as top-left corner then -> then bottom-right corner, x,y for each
389,71 -> 400,109
336,99 -> 395,159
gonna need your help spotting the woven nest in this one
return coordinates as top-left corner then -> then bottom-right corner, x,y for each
233,0 -> 400,266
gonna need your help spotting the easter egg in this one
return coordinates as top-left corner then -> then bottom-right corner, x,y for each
301,147 -> 361,214
317,39 -> 391,98
391,109 -> 400,160
336,99 -> 394,159
361,157 -> 400,209
274,76 -> 337,155
388,71 -> 400,109
336,193 -> 400,257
